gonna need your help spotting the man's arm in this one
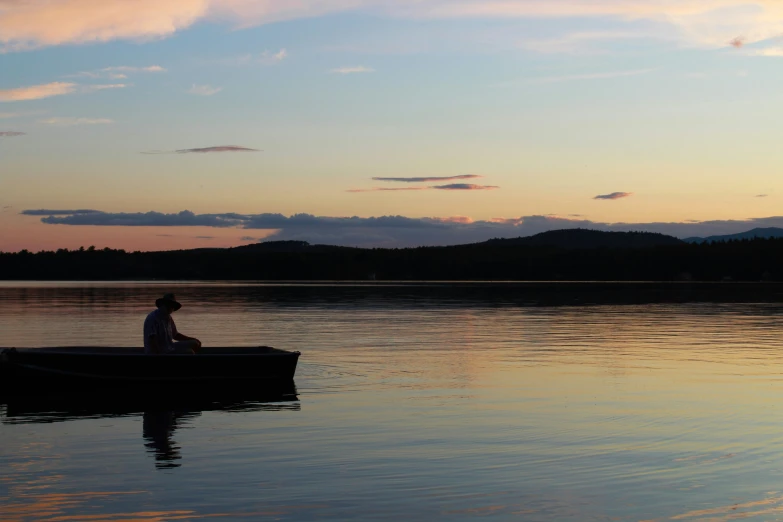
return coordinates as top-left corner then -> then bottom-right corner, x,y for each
174,332 -> 202,347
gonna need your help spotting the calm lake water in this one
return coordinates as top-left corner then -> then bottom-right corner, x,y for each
3,282 -> 783,521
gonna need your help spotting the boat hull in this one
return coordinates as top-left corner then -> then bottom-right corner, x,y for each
0,346 -> 300,395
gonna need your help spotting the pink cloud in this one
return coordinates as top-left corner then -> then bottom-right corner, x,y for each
5,1 -> 783,51
730,36 -> 746,48
489,217 -> 523,225
0,82 -> 77,102
0,0 -> 207,51
0,82 -> 126,103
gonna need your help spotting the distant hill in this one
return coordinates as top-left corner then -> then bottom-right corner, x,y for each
476,229 -> 684,249
684,227 -> 783,244
230,240 -> 356,253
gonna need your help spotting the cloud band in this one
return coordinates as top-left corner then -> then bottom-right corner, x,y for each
23,208 -> 783,248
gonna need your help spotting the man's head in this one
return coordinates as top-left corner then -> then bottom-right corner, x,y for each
155,293 -> 182,314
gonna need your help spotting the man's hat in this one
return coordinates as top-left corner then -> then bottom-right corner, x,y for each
156,293 -> 182,311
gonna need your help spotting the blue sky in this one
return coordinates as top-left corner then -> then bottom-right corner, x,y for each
2,0 -> 783,250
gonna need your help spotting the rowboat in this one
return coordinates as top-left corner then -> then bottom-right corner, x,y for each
0,346 -> 300,394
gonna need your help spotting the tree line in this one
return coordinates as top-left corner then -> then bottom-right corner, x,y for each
1,236 -> 783,281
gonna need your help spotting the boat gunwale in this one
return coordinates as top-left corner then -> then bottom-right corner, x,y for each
2,347 -> 300,357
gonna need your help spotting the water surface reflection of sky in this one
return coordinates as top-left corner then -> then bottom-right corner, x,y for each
3,283 -> 783,520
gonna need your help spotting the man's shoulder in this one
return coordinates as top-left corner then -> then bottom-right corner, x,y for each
145,309 -> 162,322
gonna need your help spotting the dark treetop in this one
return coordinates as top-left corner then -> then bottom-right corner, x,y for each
1,229 -> 781,281
684,227 -> 783,244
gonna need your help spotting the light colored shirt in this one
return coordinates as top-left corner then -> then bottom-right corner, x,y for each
143,308 -> 178,354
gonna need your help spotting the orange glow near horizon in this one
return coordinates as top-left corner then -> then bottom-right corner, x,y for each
0,214 -> 277,252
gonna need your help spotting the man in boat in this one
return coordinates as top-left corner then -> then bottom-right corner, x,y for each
144,293 -> 202,354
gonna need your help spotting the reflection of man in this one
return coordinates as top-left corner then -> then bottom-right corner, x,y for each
142,411 -> 201,469
143,293 -> 201,354
143,411 -> 183,469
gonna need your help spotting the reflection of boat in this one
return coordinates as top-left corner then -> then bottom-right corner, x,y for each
0,383 -> 299,424
1,387 -> 300,470
0,346 -> 300,393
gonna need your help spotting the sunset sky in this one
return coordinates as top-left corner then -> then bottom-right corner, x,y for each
3,0 -> 783,250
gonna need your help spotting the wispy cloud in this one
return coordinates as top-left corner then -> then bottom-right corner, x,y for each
0,82 -> 77,102
433,184 -> 498,190
0,110 -> 43,119
240,236 -> 257,242
745,47 -> 783,57
26,208 -> 783,248
756,194 -> 769,198
594,192 -> 633,200
516,30 -> 662,55
373,175 -> 482,183
40,118 -> 112,126
188,84 -> 222,96
22,209 -> 102,216
526,69 -> 654,84
331,66 -> 375,74
175,145 -> 258,154
82,83 -> 127,92
107,65 -> 165,73
347,187 -> 428,193
67,65 -> 165,79
218,49 -> 288,66
260,48 -> 288,64
0,131 -> 25,136
349,183 -> 498,192
0,82 -> 127,102
141,145 -> 261,154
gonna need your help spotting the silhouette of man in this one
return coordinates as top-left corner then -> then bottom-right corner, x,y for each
144,293 -> 201,354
